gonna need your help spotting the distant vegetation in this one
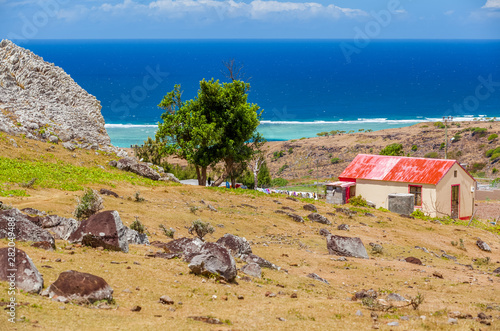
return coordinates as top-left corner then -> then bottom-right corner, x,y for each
380,143 -> 404,156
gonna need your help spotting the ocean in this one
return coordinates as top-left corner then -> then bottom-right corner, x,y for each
16,39 -> 500,147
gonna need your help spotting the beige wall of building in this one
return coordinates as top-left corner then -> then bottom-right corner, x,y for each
434,163 -> 475,219
353,163 -> 475,218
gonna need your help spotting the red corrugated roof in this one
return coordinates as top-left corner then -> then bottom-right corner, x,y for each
339,154 -> 472,185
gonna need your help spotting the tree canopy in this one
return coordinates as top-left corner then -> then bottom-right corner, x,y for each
156,79 -> 263,186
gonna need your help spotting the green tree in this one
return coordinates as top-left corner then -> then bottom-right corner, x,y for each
156,80 -> 262,186
380,143 -> 404,156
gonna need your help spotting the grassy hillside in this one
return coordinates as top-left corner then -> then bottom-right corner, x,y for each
1,132 -> 499,330
264,121 -> 500,181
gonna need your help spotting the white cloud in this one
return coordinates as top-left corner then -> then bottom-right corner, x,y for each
444,10 -> 454,16
483,0 -> 500,9
77,0 -> 368,22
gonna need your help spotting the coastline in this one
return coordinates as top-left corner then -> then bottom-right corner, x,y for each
106,115 -> 496,147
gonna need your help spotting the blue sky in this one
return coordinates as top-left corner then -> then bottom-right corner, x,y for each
1,0 -> 499,40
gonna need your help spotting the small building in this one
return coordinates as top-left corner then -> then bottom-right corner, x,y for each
332,154 -> 476,219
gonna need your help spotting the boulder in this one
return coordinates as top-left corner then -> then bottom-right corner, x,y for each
216,234 -> 252,258
240,263 -> 261,278
187,242 -> 237,282
99,188 -> 119,198
404,257 -> 423,265
44,270 -> 113,304
0,248 -> 44,294
319,228 -> 331,237
0,209 -> 55,248
287,213 -> 305,223
386,293 -> 406,301
68,210 -> 129,253
476,239 -> 491,252
326,234 -> 369,259
354,289 -> 377,300
303,204 -> 317,212
307,273 -> 329,285
337,224 -> 350,231
164,237 -> 204,258
308,213 -> 331,225
242,253 -> 280,270
125,228 -> 150,245
40,215 -> 79,240
113,157 -> 161,181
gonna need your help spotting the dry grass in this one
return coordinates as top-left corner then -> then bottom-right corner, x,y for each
1,133 -> 500,330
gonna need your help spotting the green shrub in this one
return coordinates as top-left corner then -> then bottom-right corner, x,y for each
159,224 -> 175,238
424,151 -> 439,158
411,145 -> 418,152
130,217 -> 145,234
330,157 -> 342,164
134,191 -> 145,202
471,127 -> 487,137
493,168 -> 498,174
470,163 -> 486,172
316,132 -> 329,137
486,147 -> 500,160
380,143 -> 404,156
271,177 -> 289,187
452,133 -> 461,142
349,195 -> 368,207
288,147 -> 293,154
188,220 -> 215,240
488,134 -> 498,141
272,150 -> 285,161
434,121 -> 445,129
439,142 -> 445,150
277,164 -> 289,175
74,189 -> 103,221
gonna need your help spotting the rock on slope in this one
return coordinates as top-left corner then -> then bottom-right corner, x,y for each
0,39 -> 114,151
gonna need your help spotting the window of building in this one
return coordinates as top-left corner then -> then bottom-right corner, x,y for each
409,185 -> 422,207
454,170 -> 457,178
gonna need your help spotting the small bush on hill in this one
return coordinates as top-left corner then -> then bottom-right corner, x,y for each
488,134 -> 498,141
486,146 -> 500,160
130,217 -> 145,234
424,152 -> 439,159
159,224 -> 175,238
330,157 -> 341,164
74,189 -> 103,221
277,164 -> 289,175
349,195 -> 368,207
434,121 -> 445,129
189,220 -> 215,240
271,177 -> 289,187
411,145 -> 418,152
380,143 -> 404,156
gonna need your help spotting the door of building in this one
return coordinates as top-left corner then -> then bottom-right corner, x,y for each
451,185 -> 459,219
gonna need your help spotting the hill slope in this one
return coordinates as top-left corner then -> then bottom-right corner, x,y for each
0,133 -> 499,330
264,121 -> 500,180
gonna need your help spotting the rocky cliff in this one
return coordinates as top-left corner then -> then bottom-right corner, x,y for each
0,39 -> 116,151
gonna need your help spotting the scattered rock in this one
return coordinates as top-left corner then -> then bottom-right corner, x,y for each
441,253 -> 457,261
303,204 -> 317,212
0,209 -> 55,248
369,242 -> 384,254
287,213 -> 305,223
354,289 -> 378,300
364,212 -> 376,217
240,203 -> 257,209
159,295 -> 174,305
0,248 -> 44,294
476,239 -> 491,252
240,263 -> 262,278
286,197 -> 298,202
39,215 -> 79,240
291,293 -> 298,299
404,257 -> 422,265
337,224 -> 350,231
493,267 -> 500,274
216,234 -> 252,258
242,253 -> 280,270
131,306 -> 141,312
188,316 -> 223,324
45,270 -> 113,304
31,241 -> 54,251
273,200 -> 282,204
319,228 -> 331,237
163,237 -> 204,258
356,310 -> 363,316
187,242 -> 237,282
326,234 -> 369,259
308,213 -> 331,225
112,157 -> 161,180
448,318 -> 458,325
99,188 -> 119,198
68,210 -> 129,253
386,293 -> 406,302
387,321 -> 399,326
207,204 -> 217,212
125,228 -> 150,245
307,273 -> 329,285
432,271 -> 443,279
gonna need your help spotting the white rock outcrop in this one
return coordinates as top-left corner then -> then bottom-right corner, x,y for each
0,39 -> 115,151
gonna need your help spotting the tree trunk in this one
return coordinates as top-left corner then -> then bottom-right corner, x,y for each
231,177 -> 237,189
253,167 -> 258,189
195,165 -> 201,185
212,171 -> 228,187
201,167 -> 207,186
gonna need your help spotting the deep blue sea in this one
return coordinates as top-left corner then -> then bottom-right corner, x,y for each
17,39 -> 500,147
